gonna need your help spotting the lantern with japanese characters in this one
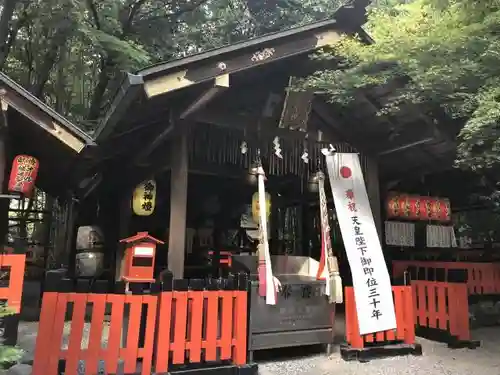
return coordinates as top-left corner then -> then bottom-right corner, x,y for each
8,155 -> 39,197
386,193 -> 451,222
132,179 -> 156,216
386,193 -> 400,219
120,231 -> 163,282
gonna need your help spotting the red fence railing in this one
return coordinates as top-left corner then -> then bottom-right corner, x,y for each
393,260 -> 500,295
0,253 -> 26,313
412,280 -> 472,342
32,273 -> 250,375
344,285 -> 416,349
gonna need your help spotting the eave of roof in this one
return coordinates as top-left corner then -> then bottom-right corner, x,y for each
93,0 -> 370,142
0,72 -> 95,151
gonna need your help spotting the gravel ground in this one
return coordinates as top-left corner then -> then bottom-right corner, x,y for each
16,318 -> 500,375
259,326 -> 500,375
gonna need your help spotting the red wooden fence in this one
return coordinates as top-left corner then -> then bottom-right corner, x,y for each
393,260 -> 500,295
412,280 -> 471,341
0,253 -> 26,313
32,277 -> 249,375
344,286 -> 415,349
32,291 -> 158,375
154,287 -> 248,372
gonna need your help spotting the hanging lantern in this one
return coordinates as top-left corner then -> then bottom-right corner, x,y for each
399,195 -> 410,218
441,199 -> 451,221
252,191 -> 271,223
386,192 -> 451,222
132,179 -> 156,216
386,194 -> 400,218
8,155 -> 39,197
408,195 -> 421,220
308,172 -> 321,193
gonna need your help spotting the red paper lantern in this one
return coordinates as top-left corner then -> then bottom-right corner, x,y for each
386,193 -> 452,222
386,194 -> 400,218
8,155 -> 39,197
408,195 -> 421,220
399,195 -> 411,218
442,199 -> 451,221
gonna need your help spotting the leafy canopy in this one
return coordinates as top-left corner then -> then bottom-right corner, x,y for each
0,0 -> 343,128
304,0 -> 500,171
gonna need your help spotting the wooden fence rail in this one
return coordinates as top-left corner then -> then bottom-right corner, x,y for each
393,260 -> 500,295
342,285 -> 421,361
0,253 -> 26,313
411,280 -> 480,348
32,272 -> 252,375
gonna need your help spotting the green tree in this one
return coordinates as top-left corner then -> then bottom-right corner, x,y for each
0,0 -> 342,132
303,0 -> 500,172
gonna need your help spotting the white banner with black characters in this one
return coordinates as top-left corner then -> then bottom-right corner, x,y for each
325,152 -> 396,335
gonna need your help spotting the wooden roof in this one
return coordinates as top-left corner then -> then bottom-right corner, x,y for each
0,73 -> 95,196
93,0 -> 370,142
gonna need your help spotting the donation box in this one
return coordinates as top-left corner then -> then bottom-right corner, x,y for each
120,231 -> 164,282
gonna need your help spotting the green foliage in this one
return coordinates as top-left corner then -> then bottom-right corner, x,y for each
0,305 -> 22,365
303,0 -> 500,171
0,0 -> 343,126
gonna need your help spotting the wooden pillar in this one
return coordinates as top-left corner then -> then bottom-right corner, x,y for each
64,194 -> 78,276
366,157 -> 382,239
0,100 -> 9,245
115,194 -> 132,281
167,124 -> 189,279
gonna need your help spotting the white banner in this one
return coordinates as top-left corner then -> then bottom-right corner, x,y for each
325,153 -> 396,335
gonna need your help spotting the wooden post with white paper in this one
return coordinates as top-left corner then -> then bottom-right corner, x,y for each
324,152 -> 396,335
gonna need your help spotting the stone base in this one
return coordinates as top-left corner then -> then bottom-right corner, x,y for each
340,342 -> 422,362
416,327 -> 480,349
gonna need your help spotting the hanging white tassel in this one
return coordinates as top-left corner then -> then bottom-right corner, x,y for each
240,141 -> 248,154
317,165 -> 343,304
273,136 -> 283,159
301,148 -> 309,163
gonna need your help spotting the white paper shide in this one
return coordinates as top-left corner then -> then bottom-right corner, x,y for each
325,153 -> 396,335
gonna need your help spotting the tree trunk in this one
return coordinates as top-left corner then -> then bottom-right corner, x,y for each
0,0 -> 18,69
87,60 -> 111,121
30,24 -> 71,98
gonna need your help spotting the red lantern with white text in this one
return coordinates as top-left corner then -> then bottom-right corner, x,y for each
8,155 -> 39,197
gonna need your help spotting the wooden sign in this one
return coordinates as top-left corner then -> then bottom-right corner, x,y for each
386,193 -> 451,222
132,180 -> 156,216
278,76 -> 313,131
8,155 -> 39,197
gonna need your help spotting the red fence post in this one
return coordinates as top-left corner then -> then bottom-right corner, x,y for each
0,254 -> 26,313
412,280 -> 479,349
342,285 -> 420,361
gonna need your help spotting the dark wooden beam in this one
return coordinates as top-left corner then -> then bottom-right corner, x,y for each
143,28 -> 342,98
0,87 -> 88,152
380,156 -> 454,183
107,121 -> 160,141
133,122 -> 174,165
312,100 -> 375,155
365,157 -> 382,237
0,99 -> 9,245
194,108 -> 327,142
180,74 -> 229,119
378,137 -> 435,156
